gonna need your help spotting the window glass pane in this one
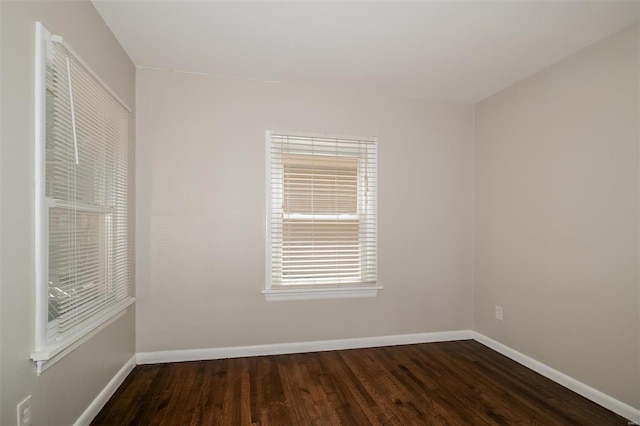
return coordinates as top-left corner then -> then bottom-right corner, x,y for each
282,218 -> 360,285
48,208 -> 105,334
283,154 -> 357,215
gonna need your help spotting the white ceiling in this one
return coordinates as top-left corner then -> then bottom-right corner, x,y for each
93,1 -> 639,104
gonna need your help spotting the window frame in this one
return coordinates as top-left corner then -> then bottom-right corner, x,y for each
264,130 -> 381,301
31,23 -> 134,374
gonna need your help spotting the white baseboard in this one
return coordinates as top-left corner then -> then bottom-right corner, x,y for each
472,332 -> 640,424
136,329 -> 473,365
73,355 -> 136,426
77,332 -> 639,425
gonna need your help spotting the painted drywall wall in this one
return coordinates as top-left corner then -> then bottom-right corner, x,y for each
0,1 -> 136,425
0,1 -> 3,421
474,24 -> 639,408
136,68 -> 474,352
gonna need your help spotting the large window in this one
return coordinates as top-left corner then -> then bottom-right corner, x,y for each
265,131 -> 379,301
32,23 -> 133,373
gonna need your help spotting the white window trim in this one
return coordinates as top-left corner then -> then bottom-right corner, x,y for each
31,299 -> 134,375
262,286 -> 383,302
264,130 -> 381,301
31,22 -> 134,374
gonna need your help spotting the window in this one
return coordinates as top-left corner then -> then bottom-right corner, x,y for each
32,23 -> 133,373
265,131 -> 380,301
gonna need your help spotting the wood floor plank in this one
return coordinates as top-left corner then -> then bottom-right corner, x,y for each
322,350 -> 386,425
92,340 -> 629,425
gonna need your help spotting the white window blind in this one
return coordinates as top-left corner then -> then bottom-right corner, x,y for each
267,131 -> 377,290
33,24 -> 132,368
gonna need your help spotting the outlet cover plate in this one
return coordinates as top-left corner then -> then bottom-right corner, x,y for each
495,305 -> 504,321
17,395 -> 32,426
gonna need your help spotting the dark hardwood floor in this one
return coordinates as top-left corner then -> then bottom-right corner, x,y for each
92,340 -> 628,425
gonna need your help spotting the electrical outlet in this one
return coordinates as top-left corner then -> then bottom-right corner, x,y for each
17,395 -> 32,426
495,305 -> 504,321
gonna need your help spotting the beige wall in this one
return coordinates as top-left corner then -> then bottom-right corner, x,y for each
0,1 -> 136,425
474,24 -> 639,408
136,68 -> 474,352
0,0 -> 3,421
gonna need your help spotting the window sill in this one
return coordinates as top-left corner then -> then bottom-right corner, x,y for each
262,286 -> 382,302
31,297 -> 135,375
